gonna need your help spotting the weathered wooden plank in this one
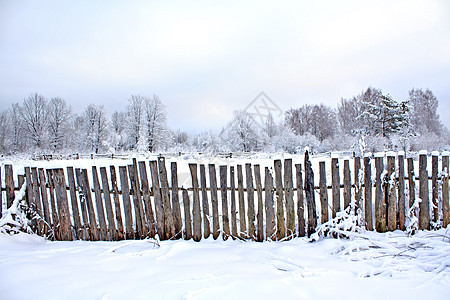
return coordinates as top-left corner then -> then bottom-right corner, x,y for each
182,188 -> 192,240
138,161 -> 156,239
80,169 -> 99,241
67,167 -> 83,239
53,169 -> 73,241
304,151 -> 317,237
386,155 -> 397,231
31,168 -> 44,226
265,167 -> 275,240
171,162 -> 183,239
331,158 -> 340,217
100,167 -> 117,241
119,166 -> 134,239
354,157 -> 362,213
431,154 -> 439,223
274,159 -> 285,240
46,169 -> 60,238
407,157 -> 416,210
149,161 -> 165,239
220,165 -> 230,240
397,154 -> 406,230
158,157 -> 176,240
92,166 -> 108,240
38,168 -> 51,226
189,163 -> 202,242
375,156 -> 386,232
295,164 -> 305,237
24,167 -> 36,231
319,161 -> 328,224
236,164 -> 246,239
4,165 -> 14,209
343,160 -> 351,209
110,166 -> 125,240
199,164 -> 211,239
127,163 -> 145,239
245,163 -> 256,240
419,153 -> 430,230
75,168 -> 90,240
364,157 -> 373,230
209,164 -> 220,239
284,159 -> 295,238
442,155 -> 449,228
230,166 -> 238,238
254,164 -> 264,242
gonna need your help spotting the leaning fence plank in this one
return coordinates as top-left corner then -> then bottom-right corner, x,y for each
246,163 -> 256,240
100,167 -> 117,241
171,162 -> 183,239
38,169 -> 51,226
32,168 -> 45,235
158,157 -> 176,240
119,166 -> 134,240
182,188 -> 192,240
284,159 -> 295,238
304,151 -> 317,237
220,165 -> 230,240
265,167 -> 275,240
149,161 -> 165,240
189,163 -> 202,242
442,154 -> 449,227
92,166 -> 108,240
397,154 -> 406,230
254,164 -> 264,242
199,164 -> 211,239
295,164 -> 305,237
75,168 -> 90,240
331,158 -> 340,218
46,169 -> 60,239
5,165 -> 15,209
364,156 -> 373,230
386,154 -> 397,231
319,161 -> 328,224
354,157 -> 362,212
343,160 -> 351,209
138,162 -> 156,239
230,166 -> 238,238
209,164 -> 220,239
80,169 -> 100,241
375,156 -> 386,232
110,166 -> 125,240
274,160 -> 285,240
236,165 -> 246,239
419,153 -> 430,230
431,154 -> 439,223
67,167 -> 83,240
407,157 -> 415,210
128,163 -> 145,239
24,167 -> 35,231
53,169 -> 73,241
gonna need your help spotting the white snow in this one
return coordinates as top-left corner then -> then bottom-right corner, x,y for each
432,151 -> 440,156
419,150 -> 428,155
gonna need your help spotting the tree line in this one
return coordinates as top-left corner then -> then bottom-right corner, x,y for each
0,87 -> 447,156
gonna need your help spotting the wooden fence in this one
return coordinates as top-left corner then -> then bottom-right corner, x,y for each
1,151 -> 449,241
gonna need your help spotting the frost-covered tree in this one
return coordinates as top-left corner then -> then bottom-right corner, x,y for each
141,95 -> 171,152
221,110 -> 260,152
0,111 -> 8,153
82,104 -> 109,153
125,95 -> 144,149
21,93 -> 48,149
408,88 -> 443,136
111,111 -> 126,152
47,97 -> 71,151
9,103 -> 25,153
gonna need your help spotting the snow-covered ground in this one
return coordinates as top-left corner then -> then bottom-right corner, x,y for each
1,229 -> 449,300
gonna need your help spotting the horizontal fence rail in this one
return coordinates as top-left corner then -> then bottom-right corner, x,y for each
1,152 -> 449,241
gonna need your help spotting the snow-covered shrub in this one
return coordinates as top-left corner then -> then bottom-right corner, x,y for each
0,181 -> 33,235
406,197 -> 421,236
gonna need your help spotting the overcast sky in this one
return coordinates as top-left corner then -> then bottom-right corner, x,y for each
1,0 -> 449,133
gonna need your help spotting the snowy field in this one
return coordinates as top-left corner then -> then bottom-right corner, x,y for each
1,229 -> 449,300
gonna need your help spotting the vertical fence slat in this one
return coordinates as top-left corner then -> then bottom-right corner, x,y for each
67,167 -> 83,239
119,166 -> 134,240
295,164 -> 305,237
189,163 -> 202,242
158,157 -> 175,240
264,167 -> 275,240
375,156 -> 386,232
128,163 -> 145,239
331,158 -> 340,218
182,188 -> 192,240
254,165 -> 264,242
431,154 -> 439,223
274,160 -> 285,240
80,169 -> 99,241
24,167 -> 35,231
230,166 -> 238,239
5,165 -> 14,209
386,155 -> 397,231
354,157 -> 362,213
149,161 -> 165,239
419,153 -> 430,230
442,154 -> 449,227
209,164 -> 220,240
397,154 -> 406,230
32,168 -> 44,227
236,165 -> 246,239
38,168 -> 51,227
284,159 -> 295,237
171,162 -> 183,239
364,157 -> 373,230
319,161 -> 328,224
220,165 -> 230,240
245,163 -> 256,240
407,157 -> 416,211
343,160 -> 351,209
304,151 -> 317,237
92,166 -> 108,240
199,164 -> 211,239
138,162 -> 156,239
53,169 -> 73,241
110,166 -> 125,240
75,168 -> 90,240
100,167 -> 117,241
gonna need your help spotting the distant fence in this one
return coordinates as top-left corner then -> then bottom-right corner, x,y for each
1,152 -> 449,241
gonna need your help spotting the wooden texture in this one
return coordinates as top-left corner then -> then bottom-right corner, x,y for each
343,160 -> 351,209
199,164 -> 211,239
274,160 -> 285,240
171,162 -> 183,239
319,161 -> 328,224
284,159 -> 295,237
182,188 -> 192,240
407,158 -> 416,210
375,156 -> 386,232
245,163 -> 256,240
67,167 -> 83,239
331,158 -> 340,217
442,155 -> 449,227
386,155 -> 397,231
53,169 -> 73,241
4,165 -> 14,209
149,161 -> 165,239
364,157 -> 373,230
38,168 -> 51,226
128,162 -> 145,238
264,167 -> 275,240
138,161 -> 156,238
46,169 -> 58,237
230,166 -> 238,238
75,168 -> 90,240
24,167 -> 35,231
100,167 -> 117,240
304,151 -> 317,237
419,154 -> 430,230
189,164 -> 202,242
397,155 -> 406,230
354,157 -> 362,213
431,155 -> 439,223
110,166 -> 125,240
92,166 -> 108,240
295,164 -> 305,237
220,165 -> 230,240
209,164 -> 220,239
119,166 -> 134,239
253,164 -> 264,242
79,169 -> 99,241
236,165 -> 247,238
158,157 -> 176,240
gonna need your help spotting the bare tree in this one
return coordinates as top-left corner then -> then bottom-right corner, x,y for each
82,104 -> 109,153
408,88 -> 443,136
21,93 -> 48,149
141,95 -> 170,152
9,103 -> 25,153
0,111 -> 8,153
221,110 -> 260,152
47,97 -> 71,151
125,95 -> 144,149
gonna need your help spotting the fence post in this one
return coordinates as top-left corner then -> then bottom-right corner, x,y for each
92,166 -> 108,240
53,169 -> 73,241
100,167 -> 117,241
319,161 -> 328,224
343,160 -> 351,209
119,166 -> 134,240
375,155 -> 386,232
236,165 -> 247,239
397,153 -> 406,230
149,161 -> 165,240
274,159 -> 285,240
431,152 -> 439,223
284,159 -> 295,237
407,157 -> 415,210
386,153 -> 397,231
128,163 -> 145,239
331,157 -> 340,217
138,162 -> 157,239
158,157 -> 176,240
442,152 -> 449,227
37,169 -> 51,235
304,151 -> 317,237
209,164 -> 220,239
419,152 -> 430,230
254,164 -> 264,242
170,162 -> 183,239
67,167 -> 83,239
46,169 -> 58,238
230,166 -> 238,239
220,165 -> 230,240
354,157 -> 362,214
245,163 -> 256,240
24,167 -> 36,231
75,168 -> 90,240
4,165 -> 14,209
199,164 -> 211,239
110,166 -> 125,240
295,164 -> 305,237
189,164 -> 202,242
182,188 -> 192,240
364,156 -> 373,230
265,167 -> 275,240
